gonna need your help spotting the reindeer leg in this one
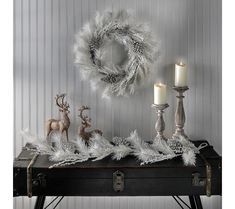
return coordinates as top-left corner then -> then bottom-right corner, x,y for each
65,130 -> 69,142
45,123 -> 51,140
46,131 -> 50,140
59,128 -> 64,142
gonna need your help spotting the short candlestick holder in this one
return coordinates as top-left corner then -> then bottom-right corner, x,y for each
172,86 -> 189,141
152,103 -> 169,141
152,103 -> 174,155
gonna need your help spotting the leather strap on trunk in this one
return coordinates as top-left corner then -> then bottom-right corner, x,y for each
199,153 -> 212,197
27,153 -> 38,198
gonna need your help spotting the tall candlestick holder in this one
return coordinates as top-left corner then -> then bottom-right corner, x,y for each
172,86 -> 189,141
152,103 -> 173,155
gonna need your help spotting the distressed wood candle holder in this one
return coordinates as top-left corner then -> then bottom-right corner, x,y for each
152,103 -> 169,141
172,86 -> 189,141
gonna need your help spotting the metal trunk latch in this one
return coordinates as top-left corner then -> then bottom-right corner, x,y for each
192,172 -> 206,187
32,173 -> 46,188
113,170 -> 124,192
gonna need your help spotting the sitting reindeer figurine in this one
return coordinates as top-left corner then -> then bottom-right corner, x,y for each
78,106 -> 103,144
46,94 -> 70,141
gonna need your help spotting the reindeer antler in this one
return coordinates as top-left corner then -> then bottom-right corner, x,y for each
55,94 -> 70,112
78,106 -> 91,128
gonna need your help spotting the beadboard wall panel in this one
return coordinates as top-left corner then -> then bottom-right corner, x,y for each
13,0 -> 222,208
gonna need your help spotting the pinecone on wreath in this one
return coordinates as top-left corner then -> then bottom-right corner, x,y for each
101,73 -> 125,84
89,37 -> 101,51
116,26 -> 130,35
133,41 -> 144,54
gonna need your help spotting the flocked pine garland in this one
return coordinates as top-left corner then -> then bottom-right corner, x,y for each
73,9 -> 159,98
20,129 -> 208,168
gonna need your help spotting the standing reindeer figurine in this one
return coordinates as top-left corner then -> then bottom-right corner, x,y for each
78,106 -> 103,144
46,94 -> 70,141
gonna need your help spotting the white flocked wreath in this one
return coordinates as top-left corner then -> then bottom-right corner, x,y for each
74,10 -> 159,97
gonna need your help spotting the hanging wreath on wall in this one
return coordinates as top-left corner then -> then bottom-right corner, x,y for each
74,10 -> 159,97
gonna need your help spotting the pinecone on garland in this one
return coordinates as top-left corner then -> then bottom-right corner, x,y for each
112,137 -> 131,146
168,140 -> 183,154
62,142 -> 77,153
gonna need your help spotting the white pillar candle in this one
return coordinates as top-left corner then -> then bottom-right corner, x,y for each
175,62 -> 187,87
154,83 -> 167,104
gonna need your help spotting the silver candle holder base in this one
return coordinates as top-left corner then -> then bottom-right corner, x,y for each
152,103 -> 174,155
172,86 -> 189,141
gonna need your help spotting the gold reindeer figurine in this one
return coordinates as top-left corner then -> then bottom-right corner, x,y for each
46,94 -> 70,141
78,106 -> 102,143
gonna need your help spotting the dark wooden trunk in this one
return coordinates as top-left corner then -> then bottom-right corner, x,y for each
13,140 -> 221,197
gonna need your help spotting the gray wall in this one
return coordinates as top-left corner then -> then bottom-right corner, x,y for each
14,0 -> 222,208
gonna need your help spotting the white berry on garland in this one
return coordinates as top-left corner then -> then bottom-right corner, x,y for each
74,10 -> 159,97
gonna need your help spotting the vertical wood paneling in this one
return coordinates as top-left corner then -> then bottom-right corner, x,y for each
52,0 -> 60,118
45,0 -> 52,121
14,0 -> 22,207
13,0 -> 17,206
217,0 -> 222,154
37,0 -> 45,137
187,0 -> 196,138
22,0 -> 30,154
73,0 -> 81,142
14,0 -> 22,157
14,0 -> 222,208
67,0 -> 75,139
28,0 -> 35,137
88,0 -> 98,140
